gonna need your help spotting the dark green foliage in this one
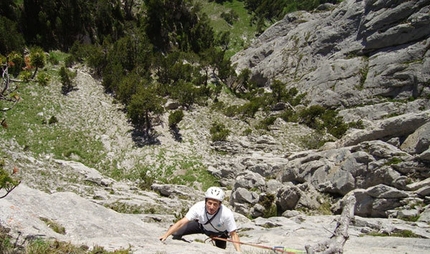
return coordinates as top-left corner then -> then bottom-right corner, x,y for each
117,73 -> 141,105
127,85 -> 164,131
210,122 -> 230,142
0,0 -> 350,150
270,79 -> 287,102
298,105 -> 348,139
280,109 -> 298,123
348,119 -> 364,129
144,0 -> 214,53
0,16 -> 24,55
221,10 -> 239,25
171,81 -> 198,108
29,47 -> 46,79
243,0 -> 340,33
298,105 -> 326,129
217,31 -> 231,51
320,109 -> 348,138
258,193 -> 277,218
7,51 -> 25,77
0,0 -> 23,55
168,110 -> 184,128
155,52 -> 194,86
59,67 -> 77,95
257,116 -> 277,130
239,100 -> 261,118
22,0 -> 125,50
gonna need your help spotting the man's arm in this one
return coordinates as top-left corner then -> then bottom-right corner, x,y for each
159,217 -> 190,242
230,230 -> 241,252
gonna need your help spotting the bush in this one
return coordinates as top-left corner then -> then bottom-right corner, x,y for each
168,110 -> 184,128
238,101 -> 260,118
48,116 -> 58,125
257,116 -> 277,130
210,122 -> 230,142
59,67 -> 77,95
221,10 -> 239,25
36,72 -> 50,86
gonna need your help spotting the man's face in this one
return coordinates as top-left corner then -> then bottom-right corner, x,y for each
205,198 -> 221,215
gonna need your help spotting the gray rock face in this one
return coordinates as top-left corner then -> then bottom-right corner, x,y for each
231,0 -> 430,108
227,135 -> 429,219
400,121 -> 430,154
2,185 -> 430,253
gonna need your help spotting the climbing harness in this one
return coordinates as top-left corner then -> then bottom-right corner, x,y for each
207,236 -> 306,254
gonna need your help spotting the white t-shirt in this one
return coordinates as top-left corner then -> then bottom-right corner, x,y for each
185,201 -> 237,233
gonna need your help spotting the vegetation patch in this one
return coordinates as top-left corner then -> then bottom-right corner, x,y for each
39,217 -> 66,235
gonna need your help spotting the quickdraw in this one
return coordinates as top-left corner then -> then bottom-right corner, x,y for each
207,236 -> 305,254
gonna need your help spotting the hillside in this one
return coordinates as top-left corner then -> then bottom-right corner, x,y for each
1,69 -> 429,254
1,0 -> 430,253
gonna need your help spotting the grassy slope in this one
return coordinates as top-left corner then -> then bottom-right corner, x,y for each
197,0 -> 258,58
1,55 -> 105,167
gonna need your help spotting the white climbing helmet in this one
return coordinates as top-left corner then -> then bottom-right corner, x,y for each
205,187 -> 225,202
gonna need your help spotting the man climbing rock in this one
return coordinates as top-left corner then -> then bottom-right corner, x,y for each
159,187 -> 241,252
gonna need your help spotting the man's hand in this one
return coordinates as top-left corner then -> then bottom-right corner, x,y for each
159,236 -> 167,244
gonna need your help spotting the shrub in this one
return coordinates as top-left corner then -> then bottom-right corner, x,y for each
59,67 -> 77,95
7,51 -> 25,77
238,101 -> 260,118
37,72 -> 50,86
258,194 -> 278,218
138,169 -> 154,191
221,10 -> 239,25
210,122 -> 230,142
168,110 -> 184,128
48,52 -> 60,65
257,116 -> 277,130
48,116 -> 58,125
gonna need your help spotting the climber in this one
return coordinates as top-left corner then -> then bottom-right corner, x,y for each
159,186 -> 241,252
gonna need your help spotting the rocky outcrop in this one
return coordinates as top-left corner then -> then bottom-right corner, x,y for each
225,0 -> 430,221
232,0 -> 430,109
1,184 -> 430,253
227,135 -> 429,219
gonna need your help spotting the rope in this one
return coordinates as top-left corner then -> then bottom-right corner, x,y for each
208,236 -> 305,254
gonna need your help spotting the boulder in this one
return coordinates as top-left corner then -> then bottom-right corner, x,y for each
347,185 -> 409,218
230,187 -> 259,205
418,206 -> 430,223
400,121 -> 430,154
233,171 -> 266,191
54,159 -> 113,187
339,111 -> 430,147
276,185 -> 302,212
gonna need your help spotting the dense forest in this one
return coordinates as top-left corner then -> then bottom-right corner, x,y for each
1,0 -> 345,143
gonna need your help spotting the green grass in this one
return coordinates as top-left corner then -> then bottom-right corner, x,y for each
39,217 -> 66,234
156,156 -> 219,191
1,73 -> 105,169
197,0 -> 258,58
